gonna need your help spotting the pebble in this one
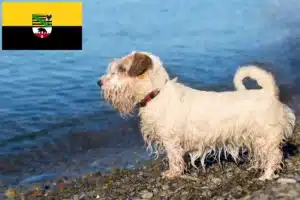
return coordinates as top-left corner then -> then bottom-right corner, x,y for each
139,190 -> 153,199
212,177 -> 222,185
129,197 -> 141,200
162,185 -> 169,190
172,183 -> 177,187
117,188 -> 125,193
191,172 -> 198,177
129,186 -> 136,192
202,190 -> 212,197
214,197 -> 225,200
130,192 -> 135,196
226,172 -> 233,177
159,191 -> 167,197
254,193 -> 271,200
152,188 -> 159,194
235,186 -> 242,191
79,193 -> 89,199
201,186 -> 209,190
138,172 -> 144,176
181,191 -> 189,195
277,178 -> 297,184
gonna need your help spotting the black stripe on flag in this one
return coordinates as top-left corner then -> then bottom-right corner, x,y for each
2,26 -> 82,50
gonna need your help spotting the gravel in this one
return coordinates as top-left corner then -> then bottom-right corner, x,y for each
2,121 -> 300,200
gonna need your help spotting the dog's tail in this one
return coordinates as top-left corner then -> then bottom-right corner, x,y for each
233,65 -> 279,97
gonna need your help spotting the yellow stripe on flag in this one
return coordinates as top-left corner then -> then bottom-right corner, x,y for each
2,2 -> 82,26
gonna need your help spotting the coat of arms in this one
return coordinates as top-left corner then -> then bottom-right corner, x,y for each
32,14 -> 52,38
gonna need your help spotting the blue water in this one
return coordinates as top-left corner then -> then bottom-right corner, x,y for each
1,0 -> 300,185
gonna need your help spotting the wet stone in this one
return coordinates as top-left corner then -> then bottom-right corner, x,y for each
139,190 -> 153,199
162,185 -> 169,190
79,193 -> 90,200
129,197 -> 140,200
152,188 -> 159,194
277,178 -> 297,184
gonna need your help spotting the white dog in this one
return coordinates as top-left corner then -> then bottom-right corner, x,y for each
98,51 -> 296,181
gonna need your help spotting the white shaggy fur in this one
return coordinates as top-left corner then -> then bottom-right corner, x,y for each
99,51 -> 296,181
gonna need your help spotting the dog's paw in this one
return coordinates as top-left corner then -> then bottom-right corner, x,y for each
258,173 -> 279,181
161,170 -> 180,179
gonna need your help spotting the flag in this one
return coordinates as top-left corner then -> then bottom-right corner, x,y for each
2,2 -> 82,50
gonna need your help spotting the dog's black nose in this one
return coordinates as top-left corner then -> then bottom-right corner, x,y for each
97,80 -> 102,87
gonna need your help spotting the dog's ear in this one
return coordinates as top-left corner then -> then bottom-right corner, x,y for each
128,53 -> 153,77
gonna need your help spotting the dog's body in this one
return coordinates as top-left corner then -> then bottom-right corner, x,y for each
98,51 -> 296,181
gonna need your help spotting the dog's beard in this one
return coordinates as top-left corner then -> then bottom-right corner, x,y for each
103,84 -> 137,115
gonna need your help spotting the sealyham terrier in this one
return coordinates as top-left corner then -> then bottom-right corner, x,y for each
97,51 -> 296,181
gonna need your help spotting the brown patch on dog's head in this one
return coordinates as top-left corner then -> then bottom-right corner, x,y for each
99,51 -> 169,115
128,53 -> 153,77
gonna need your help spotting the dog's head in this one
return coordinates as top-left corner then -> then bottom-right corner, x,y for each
98,51 -> 169,114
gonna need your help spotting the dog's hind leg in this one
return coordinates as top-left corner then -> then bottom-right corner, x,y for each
256,106 -> 295,180
258,144 -> 282,180
253,136 -> 283,181
162,142 -> 185,179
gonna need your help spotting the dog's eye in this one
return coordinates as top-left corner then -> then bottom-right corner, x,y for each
118,65 -> 126,73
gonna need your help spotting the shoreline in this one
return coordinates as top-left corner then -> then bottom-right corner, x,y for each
2,121 -> 300,200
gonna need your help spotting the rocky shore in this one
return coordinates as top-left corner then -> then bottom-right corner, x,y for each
2,121 -> 300,200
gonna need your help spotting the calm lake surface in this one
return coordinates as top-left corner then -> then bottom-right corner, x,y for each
0,0 -> 300,185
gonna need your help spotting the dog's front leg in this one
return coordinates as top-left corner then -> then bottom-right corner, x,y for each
162,142 -> 185,179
